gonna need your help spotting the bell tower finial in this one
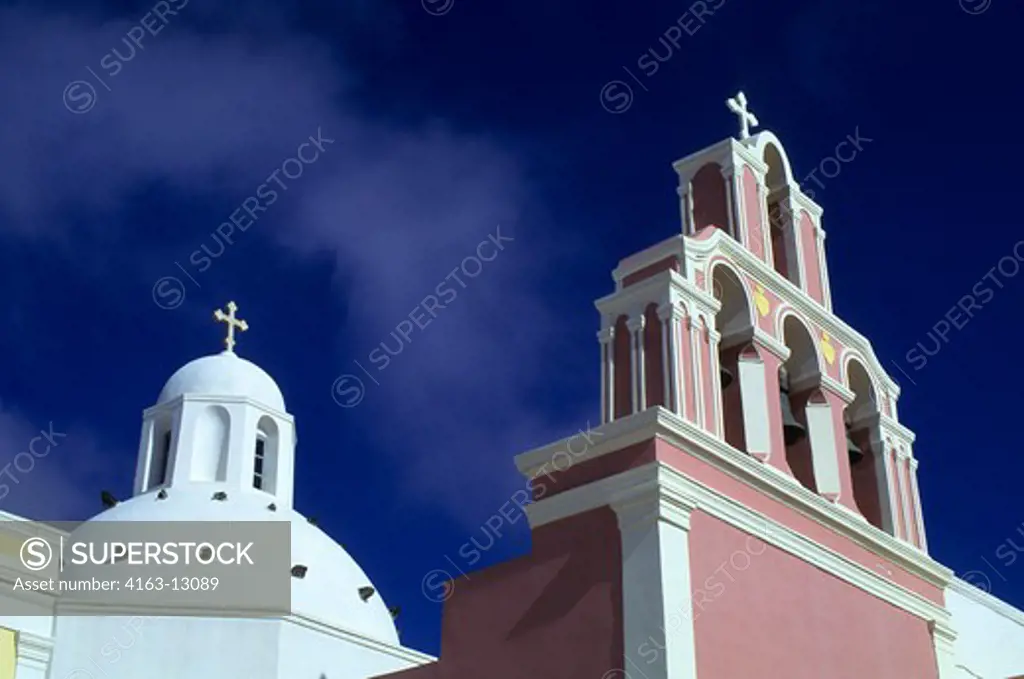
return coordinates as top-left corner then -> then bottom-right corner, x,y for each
726,91 -> 759,140
213,301 -> 248,354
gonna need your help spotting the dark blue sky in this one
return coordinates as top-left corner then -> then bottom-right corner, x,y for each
0,0 -> 1021,654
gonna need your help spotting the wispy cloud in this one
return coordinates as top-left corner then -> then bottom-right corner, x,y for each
0,2 -> 589,525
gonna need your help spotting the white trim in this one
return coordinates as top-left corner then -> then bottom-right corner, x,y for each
909,459 -> 929,552
525,460 -> 953,630
895,451 -> 915,546
612,483 -> 698,679
514,407 -> 953,591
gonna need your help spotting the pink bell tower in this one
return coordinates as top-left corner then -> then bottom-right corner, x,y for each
382,93 -> 959,679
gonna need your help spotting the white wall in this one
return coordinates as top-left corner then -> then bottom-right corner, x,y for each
947,579 -> 1024,678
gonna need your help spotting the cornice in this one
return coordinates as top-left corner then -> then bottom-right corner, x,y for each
143,395 -> 294,423
514,407 -> 951,592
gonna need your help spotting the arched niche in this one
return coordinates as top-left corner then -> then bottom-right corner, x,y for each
691,163 -> 733,239
779,314 -> 823,492
846,359 -> 890,533
255,416 -> 280,494
190,405 -> 230,483
712,264 -> 754,453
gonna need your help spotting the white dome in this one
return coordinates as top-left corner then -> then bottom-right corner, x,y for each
158,352 -> 285,412
78,485 -> 399,644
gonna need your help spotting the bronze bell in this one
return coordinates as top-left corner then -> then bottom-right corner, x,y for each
779,369 -> 806,445
846,422 -> 864,465
720,365 -> 734,390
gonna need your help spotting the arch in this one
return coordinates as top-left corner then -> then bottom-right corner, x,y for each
845,358 -> 890,533
709,260 -> 755,340
763,140 -> 800,285
690,163 -> 732,239
643,303 -> 665,409
191,405 -> 230,483
712,264 -> 755,454
779,314 -> 823,492
255,416 -> 280,494
749,132 -> 796,188
613,315 -> 632,419
147,414 -> 175,490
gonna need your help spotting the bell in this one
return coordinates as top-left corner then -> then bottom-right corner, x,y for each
846,423 -> 864,465
778,369 -> 806,445
720,365 -> 734,390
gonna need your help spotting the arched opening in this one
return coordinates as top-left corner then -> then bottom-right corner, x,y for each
764,144 -> 800,286
255,416 -> 280,494
846,360 -> 889,532
712,265 -> 754,453
148,416 -> 174,490
643,303 -> 664,408
691,163 -> 733,239
613,315 -> 632,419
779,316 -> 821,492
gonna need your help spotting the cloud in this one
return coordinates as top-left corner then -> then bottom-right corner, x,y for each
0,2 -> 591,525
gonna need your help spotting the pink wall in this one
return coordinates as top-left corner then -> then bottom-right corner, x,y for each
622,256 -> 679,287
742,167 -> 765,261
654,438 -> 943,604
644,304 -> 664,409
689,512 -> 939,678
799,213 -> 824,304
383,509 -> 623,679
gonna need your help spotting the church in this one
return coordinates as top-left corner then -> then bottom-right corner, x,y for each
1,93 -> 1023,679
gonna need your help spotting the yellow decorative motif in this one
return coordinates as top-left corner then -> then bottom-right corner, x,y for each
821,331 -> 836,365
0,627 -> 16,679
753,284 -> 771,317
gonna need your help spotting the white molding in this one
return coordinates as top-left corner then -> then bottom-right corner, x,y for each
514,408 -> 952,591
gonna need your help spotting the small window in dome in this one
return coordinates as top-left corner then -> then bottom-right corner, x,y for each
253,435 -> 266,490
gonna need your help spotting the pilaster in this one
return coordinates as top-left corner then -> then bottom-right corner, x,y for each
611,484 -> 699,679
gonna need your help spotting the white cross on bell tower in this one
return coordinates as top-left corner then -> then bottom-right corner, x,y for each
726,91 -> 759,140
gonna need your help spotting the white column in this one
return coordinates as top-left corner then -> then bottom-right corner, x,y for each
612,486 -> 698,679
816,228 -> 832,311
627,315 -> 647,414
598,327 -> 615,424
721,165 -> 739,240
869,431 -> 897,536
757,176 -> 771,260
663,306 -> 685,417
690,316 -> 705,427
737,347 -> 771,458
660,311 -> 671,411
708,328 -> 724,437
677,184 -> 695,235
929,620 -> 959,679
909,457 -> 928,552
895,448 -> 914,544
